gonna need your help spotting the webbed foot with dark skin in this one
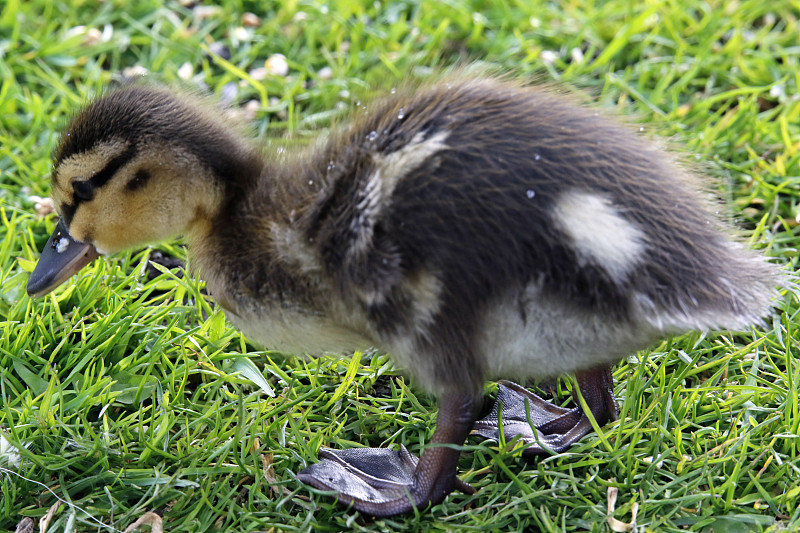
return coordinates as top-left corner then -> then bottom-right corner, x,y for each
297,393 -> 478,516
472,367 -> 618,456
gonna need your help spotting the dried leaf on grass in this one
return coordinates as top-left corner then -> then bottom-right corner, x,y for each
261,449 -> 289,498
39,502 -> 61,533
14,517 -> 33,533
607,486 -> 638,532
123,512 -> 163,533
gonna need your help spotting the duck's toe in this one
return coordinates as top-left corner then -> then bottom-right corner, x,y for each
473,371 -> 617,456
297,445 -> 473,516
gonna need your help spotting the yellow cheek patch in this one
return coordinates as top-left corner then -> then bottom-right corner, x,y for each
62,143 -> 223,255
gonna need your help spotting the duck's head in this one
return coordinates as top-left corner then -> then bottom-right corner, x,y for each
27,86 -> 260,297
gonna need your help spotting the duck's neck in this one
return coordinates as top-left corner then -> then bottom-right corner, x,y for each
186,154 -> 325,313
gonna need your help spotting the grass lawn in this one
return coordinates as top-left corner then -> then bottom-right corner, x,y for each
1,0 -> 799,531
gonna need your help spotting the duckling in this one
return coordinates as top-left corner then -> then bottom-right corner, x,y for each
27,76 -> 781,517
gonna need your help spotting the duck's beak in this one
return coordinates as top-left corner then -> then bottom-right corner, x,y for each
27,219 -> 100,298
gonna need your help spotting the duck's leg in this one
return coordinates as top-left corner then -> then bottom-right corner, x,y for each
472,366 -> 617,456
297,392 -> 479,516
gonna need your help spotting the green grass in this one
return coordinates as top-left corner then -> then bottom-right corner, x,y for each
1,0 -> 800,531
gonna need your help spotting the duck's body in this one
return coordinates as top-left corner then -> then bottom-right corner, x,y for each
192,78 -> 775,392
28,76 -> 781,516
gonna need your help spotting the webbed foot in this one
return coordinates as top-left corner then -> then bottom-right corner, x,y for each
297,445 -> 474,516
472,367 -> 617,456
297,393 -> 479,516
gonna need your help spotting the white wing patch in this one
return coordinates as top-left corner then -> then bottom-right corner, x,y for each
350,130 -> 450,248
553,190 -> 645,282
373,130 -> 451,193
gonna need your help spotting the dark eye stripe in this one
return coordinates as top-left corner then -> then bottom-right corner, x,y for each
88,144 -> 138,189
70,143 -> 138,207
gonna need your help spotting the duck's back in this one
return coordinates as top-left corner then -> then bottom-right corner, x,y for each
297,78 -> 779,390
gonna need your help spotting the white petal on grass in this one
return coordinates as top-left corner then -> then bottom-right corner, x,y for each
540,50 -> 558,65
177,62 -> 193,80
233,27 -> 250,41
265,54 -> 289,76
0,435 -> 21,467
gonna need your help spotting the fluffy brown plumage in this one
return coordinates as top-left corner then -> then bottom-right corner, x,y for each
28,75 -> 782,516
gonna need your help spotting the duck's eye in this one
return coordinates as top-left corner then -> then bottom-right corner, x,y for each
72,180 -> 95,201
